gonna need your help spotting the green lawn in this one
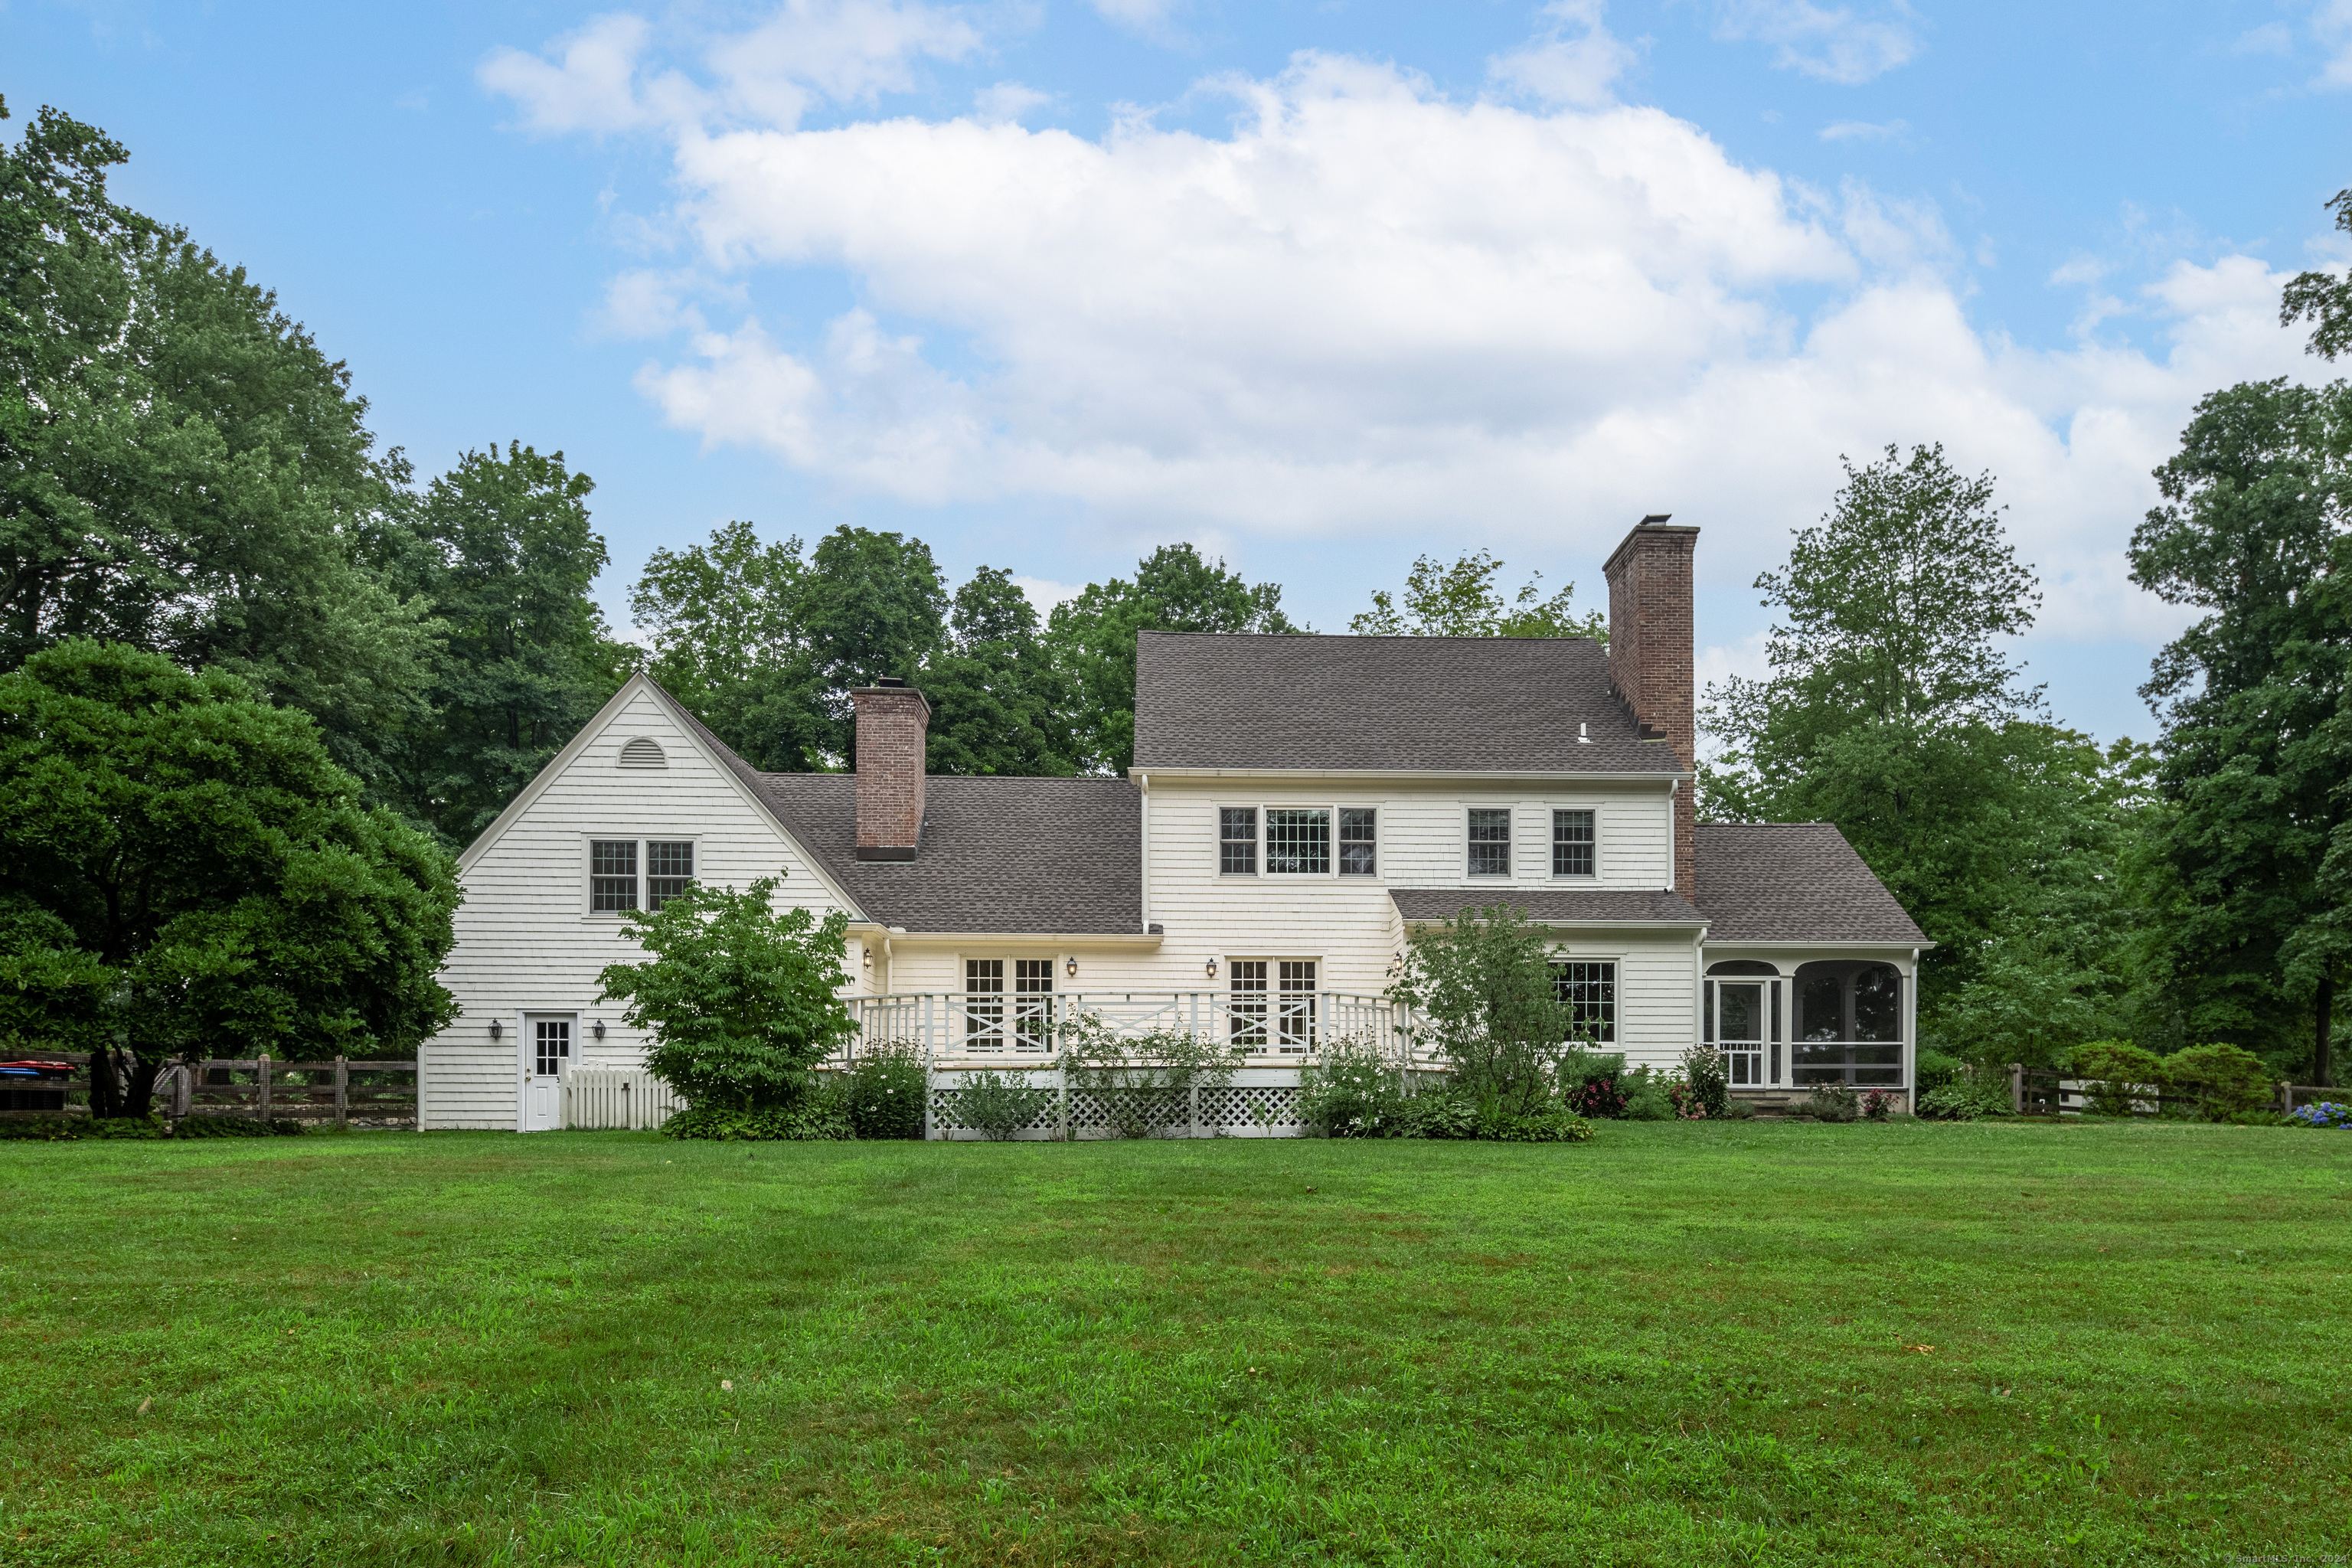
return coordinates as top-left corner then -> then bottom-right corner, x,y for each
2,1122 -> 2346,1566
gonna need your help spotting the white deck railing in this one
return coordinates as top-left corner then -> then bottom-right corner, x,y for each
847,991 -> 1429,1067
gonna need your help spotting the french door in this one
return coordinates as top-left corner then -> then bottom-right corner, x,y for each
521,1014 -> 573,1132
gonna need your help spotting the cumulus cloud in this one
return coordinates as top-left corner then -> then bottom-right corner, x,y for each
1488,0 -> 1640,108
485,7 -> 2319,648
1710,0 -> 1920,85
480,14 -> 666,134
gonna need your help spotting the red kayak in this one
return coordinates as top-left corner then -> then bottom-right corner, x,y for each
0,1062 -> 77,1079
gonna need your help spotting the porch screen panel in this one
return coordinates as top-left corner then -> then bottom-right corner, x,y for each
1276,962 -> 1318,1052
1014,959 -> 1054,1052
1229,961 -> 1269,1049
965,959 -> 1006,1052
1553,961 -> 1616,1044
1266,809 -> 1331,875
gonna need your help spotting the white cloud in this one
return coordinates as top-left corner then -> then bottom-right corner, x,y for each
1711,0 -> 1920,85
489,12 -> 2321,652
974,81 -> 1053,124
479,14 -> 663,134
2318,0 -> 2352,87
1488,1 -> 1640,108
2232,21 -> 2293,54
1014,575 -> 1084,614
1818,117 -> 1906,141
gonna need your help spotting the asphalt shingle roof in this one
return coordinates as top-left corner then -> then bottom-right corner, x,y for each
756,774 -> 1142,935
1132,632 -> 1681,774
1389,888 -> 1707,925
1693,822 -> 1928,945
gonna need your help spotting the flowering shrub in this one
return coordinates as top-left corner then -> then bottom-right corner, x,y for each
2290,1101 -> 2352,1129
846,1042 -> 927,1139
1861,1089 -> 1896,1120
1675,1044 -> 1730,1119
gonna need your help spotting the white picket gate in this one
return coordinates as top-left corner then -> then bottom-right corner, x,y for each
562,1067 -> 685,1130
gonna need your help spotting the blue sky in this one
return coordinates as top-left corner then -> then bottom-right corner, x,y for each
8,0 -> 2349,744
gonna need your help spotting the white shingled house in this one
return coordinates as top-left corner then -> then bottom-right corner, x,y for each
418,519 -> 1929,1134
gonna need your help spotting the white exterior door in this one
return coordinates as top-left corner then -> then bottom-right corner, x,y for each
521,1014 -> 573,1132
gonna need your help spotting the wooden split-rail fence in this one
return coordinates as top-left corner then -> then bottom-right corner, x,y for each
2004,1064 -> 2338,1119
0,1054 -> 417,1129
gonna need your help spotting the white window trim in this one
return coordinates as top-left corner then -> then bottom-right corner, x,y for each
580,834 -> 704,917
1550,805 -> 1601,880
1549,947 -> 1625,1046
1465,805 -> 1514,879
1214,804 -> 1382,880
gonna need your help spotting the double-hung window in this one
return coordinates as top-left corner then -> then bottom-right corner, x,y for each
1553,960 -> 1617,1044
1220,808 -> 1259,874
1552,809 -> 1596,878
1339,808 -> 1377,875
589,838 -> 694,912
1468,809 -> 1512,877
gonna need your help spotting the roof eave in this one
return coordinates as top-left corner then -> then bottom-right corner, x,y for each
1129,766 -> 1689,784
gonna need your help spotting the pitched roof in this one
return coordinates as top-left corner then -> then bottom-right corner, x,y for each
1390,888 -> 1707,926
756,774 -> 1142,935
1693,822 -> 1928,945
1132,632 -> 1681,774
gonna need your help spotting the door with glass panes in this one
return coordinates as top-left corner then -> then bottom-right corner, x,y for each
521,1014 -> 573,1131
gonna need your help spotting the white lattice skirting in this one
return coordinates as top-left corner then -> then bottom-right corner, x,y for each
926,1077 -> 1308,1140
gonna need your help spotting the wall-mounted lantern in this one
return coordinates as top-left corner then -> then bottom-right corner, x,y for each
1065,954 -> 1079,980
593,1020 -> 607,1041
1204,956 -> 1219,981
861,946 -> 872,970
488,1018 -> 503,1040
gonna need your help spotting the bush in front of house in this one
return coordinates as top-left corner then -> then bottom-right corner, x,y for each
665,1077 -> 851,1141
1805,1085 -> 1861,1122
2291,1101 -> 2352,1129
599,878 -> 860,1138
1668,1045 -> 1731,1119
947,1069 -> 1054,1141
1484,1105 -> 1596,1142
1300,1037 -> 1407,1137
1389,1089 -> 1481,1138
1917,1069 -> 2015,1121
1388,903 -> 1576,1121
846,1043 -> 928,1139
1560,1047 -> 1628,1119
1618,1067 -> 1674,1120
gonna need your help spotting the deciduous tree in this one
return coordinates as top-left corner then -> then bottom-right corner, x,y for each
1349,550 -> 1604,639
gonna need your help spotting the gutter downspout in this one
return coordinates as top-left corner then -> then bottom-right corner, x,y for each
1137,772 -> 1151,935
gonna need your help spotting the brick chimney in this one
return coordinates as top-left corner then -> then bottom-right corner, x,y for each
851,680 -> 929,861
1603,516 -> 1700,898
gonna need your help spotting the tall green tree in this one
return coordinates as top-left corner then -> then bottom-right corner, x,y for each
922,566 -> 1077,776
1046,543 -> 1300,773
1349,550 -> 1604,639
0,97 -> 439,799
395,443 -> 632,843
805,525 -> 949,767
1703,445 -> 2135,1045
2127,377 -> 2352,1078
0,640 -> 459,1116
631,521 -> 823,772
2281,187 -> 2352,361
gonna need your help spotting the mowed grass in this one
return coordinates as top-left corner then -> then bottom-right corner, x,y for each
1,1124 -> 2347,1566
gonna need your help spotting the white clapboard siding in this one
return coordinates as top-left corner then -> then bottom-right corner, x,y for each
419,679 -> 858,1130
563,1067 -> 685,1130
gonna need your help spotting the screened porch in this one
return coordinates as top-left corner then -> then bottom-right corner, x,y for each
1704,959 -> 1908,1089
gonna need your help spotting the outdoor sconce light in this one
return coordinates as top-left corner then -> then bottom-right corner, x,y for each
488,1019 -> 502,1040
1205,956 -> 1219,980
593,1020 -> 606,1041
1065,955 -> 1079,979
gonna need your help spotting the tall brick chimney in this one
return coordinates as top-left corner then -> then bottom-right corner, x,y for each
851,680 -> 929,861
1603,516 -> 1700,898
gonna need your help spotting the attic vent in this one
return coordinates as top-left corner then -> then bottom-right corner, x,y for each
618,737 -> 667,769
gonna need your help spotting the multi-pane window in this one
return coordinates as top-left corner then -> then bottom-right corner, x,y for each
1339,808 -> 1377,876
1553,961 -> 1616,1044
533,1018 -> 571,1076
965,959 -> 1005,1051
1014,958 -> 1055,1052
1227,959 -> 1318,1051
1552,809 -> 1596,878
1266,808 -> 1331,874
646,841 -> 695,909
1277,961 -> 1318,1051
590,840 -> 639,910
1220,808 -> 1259,875
1468,809 -> 1512,877
1229,960 -> 1269,1048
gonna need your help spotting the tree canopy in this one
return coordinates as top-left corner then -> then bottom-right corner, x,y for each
0,639 -> 459,1113
1348,550 -> 1604,639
